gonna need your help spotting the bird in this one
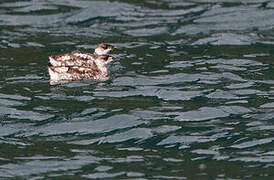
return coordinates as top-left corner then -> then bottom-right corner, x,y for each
48,43 -> 114,67
48,43 -> 115,83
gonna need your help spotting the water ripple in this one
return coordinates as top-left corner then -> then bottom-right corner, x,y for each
29,114 -> 144,137
173,106 -> 251,122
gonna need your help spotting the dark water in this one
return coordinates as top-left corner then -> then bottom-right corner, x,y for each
1,0 -> 274,179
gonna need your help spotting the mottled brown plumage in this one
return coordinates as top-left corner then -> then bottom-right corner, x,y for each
48,65 -> 103,81
48,43 -> 115,83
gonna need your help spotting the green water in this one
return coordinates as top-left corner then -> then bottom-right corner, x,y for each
1,0 -> 274,179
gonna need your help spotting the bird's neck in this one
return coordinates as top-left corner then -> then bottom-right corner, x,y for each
94,59 -> 107,74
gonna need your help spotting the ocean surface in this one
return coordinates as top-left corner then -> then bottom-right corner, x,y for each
1,0 -> 274,179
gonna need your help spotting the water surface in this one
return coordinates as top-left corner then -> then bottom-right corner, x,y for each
1,0 -> 274,179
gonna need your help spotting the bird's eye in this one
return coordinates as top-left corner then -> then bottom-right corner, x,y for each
101,44 -> 107,49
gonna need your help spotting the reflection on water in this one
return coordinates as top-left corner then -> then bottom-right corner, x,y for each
1,0 -> 274,179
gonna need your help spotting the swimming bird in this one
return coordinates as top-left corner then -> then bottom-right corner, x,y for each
48,43 -> 115,83
48,55 -> 114,82
48,43 -> 114,67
